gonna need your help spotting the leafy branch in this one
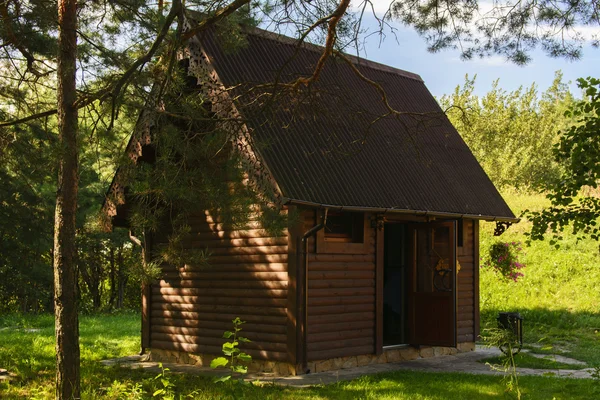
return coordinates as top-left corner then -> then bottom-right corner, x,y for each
525,77 -> 600,246
210,317 -> 252,383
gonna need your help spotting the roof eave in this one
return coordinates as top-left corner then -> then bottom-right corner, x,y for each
282,197 -> 520,223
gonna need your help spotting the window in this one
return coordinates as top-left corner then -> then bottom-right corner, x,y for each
324,212 -> 364,243
317,211 -> 368,254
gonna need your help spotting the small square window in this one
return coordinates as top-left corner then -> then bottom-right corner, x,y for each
317,211 -> 368,254
324,212 -> 364,243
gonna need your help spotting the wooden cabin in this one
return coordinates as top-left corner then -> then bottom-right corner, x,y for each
103,22 -> 517,376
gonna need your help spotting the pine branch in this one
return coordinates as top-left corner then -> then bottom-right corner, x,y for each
0,0 -> 259,130
291,0 -> 351,88
0,109 -> 57,128
181,0 -> 252,40
0,0 -> 46,77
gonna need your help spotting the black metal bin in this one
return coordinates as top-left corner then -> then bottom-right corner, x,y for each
497,312 -> 523,354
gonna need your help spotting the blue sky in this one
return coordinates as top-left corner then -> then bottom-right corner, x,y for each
354,14 -> 600,99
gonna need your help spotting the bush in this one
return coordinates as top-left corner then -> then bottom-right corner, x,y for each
483,241 -> 526,282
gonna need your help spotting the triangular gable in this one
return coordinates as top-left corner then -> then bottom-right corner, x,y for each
104,19 -> 517,229
184,19 -> 284,208
196,26 -> 517,222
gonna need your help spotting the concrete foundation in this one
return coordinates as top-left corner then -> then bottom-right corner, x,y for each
149,342 -> 476,377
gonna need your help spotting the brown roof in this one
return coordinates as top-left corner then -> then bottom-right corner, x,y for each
197,28 -> 516,221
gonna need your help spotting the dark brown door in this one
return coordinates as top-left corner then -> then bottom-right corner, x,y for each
408,221 -> 456,347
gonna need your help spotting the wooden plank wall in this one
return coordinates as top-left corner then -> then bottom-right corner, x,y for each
456,219 -> 476,343
303,210 -> 376,361
149,210 -> 289,361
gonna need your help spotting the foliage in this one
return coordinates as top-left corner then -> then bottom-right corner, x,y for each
76,227 -> 141,313
482,241 -> 525,282
525,77 -> 600,245
122,70 -> 289,268
210,317 -> 253,383
103,380 -> 144,400
482,327 -> 522,399
0,4 -> 143,312
480,191 -> 600,368
0,119 -> 55,312
439,72 -> 574,190
391,0 -> 600,64
0,142 -> 142,314
152,364 -> 176,400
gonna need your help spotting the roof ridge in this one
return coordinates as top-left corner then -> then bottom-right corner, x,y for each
184,10 -> 422,82
241,26 -> 423,82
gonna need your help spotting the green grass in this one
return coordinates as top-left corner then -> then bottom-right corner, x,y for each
480,189 -> 600,366
1,313 -> 599,399
479,352 -> 588,370
0,312 -> 140,399
2,192 -> 600,398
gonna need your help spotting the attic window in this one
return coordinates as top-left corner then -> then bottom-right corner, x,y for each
324,212 -> 364,243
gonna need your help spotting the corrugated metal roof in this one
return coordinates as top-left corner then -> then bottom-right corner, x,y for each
198,28 -> 516,220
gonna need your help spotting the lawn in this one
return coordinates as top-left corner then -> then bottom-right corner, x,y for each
2,191 -> 600,399
479,190 -> 600,367
0,313 -> 598,399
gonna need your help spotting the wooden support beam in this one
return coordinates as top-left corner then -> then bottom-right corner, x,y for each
474,220 -> 481,341
375,217 -> 384,355
286,205 -> 301,371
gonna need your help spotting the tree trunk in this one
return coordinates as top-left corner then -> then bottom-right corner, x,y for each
54,0 -> 80,398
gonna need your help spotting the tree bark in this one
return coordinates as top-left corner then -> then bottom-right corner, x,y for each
54,0 -> 80,398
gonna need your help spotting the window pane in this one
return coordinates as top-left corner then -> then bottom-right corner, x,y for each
324,212 -> 364,243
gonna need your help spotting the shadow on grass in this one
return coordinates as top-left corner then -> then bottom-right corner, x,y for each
2,312 -> 600,399
81,368 -> 600,400
481,307 -> 600,366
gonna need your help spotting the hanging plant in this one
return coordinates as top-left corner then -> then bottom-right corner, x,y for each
483,241 -> 526,282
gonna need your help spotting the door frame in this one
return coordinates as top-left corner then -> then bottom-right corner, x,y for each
375,217 -> 458,354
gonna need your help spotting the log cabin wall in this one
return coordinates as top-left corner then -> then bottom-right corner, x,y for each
456,219 -> 478,343
148,209 -> 289,362
301,209 -> 377,362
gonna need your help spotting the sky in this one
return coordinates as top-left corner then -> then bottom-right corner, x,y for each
351,13 -> 600,99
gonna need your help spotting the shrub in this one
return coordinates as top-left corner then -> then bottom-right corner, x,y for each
483,241 -> 526,282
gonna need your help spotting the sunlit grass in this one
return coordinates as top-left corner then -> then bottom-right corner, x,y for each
1,312 -> 599,399
0,312 -> 140,399
480,190 -> 600,366
0,312 -> 596,399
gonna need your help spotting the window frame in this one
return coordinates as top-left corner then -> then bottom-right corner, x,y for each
317,211 -> 369,254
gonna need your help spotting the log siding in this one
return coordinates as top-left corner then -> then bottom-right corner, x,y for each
147,209 -> 479,368
150,211 -> 289,361
457,219 -> 476,343
302,210 -> 377,362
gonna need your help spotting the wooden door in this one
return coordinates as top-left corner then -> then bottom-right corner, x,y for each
408,221 -> 456,347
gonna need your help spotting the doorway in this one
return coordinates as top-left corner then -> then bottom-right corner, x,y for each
408,221 -> 457,347
382,221 -> 457,348
383,223 -> 409,346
